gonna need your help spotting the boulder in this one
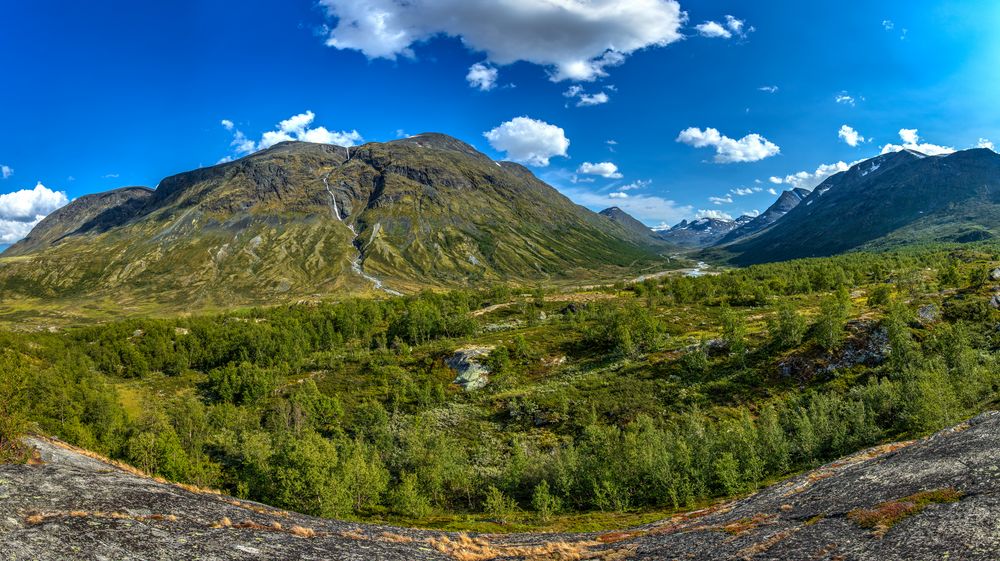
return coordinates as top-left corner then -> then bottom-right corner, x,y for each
445,346 -> 494,391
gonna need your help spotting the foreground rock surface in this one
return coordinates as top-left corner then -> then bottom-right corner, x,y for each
3,413 -> 1000,560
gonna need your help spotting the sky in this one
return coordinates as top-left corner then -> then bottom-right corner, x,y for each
2,0 -> 1000,245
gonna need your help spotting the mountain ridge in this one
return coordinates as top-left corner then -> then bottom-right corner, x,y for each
0,135 -> 669,309
716,148 -> 1000,264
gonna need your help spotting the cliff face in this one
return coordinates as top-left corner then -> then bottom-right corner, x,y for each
4,413 -> 1000,560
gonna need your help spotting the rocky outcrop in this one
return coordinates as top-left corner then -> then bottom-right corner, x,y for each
446,346 -> 494,390
5,413 -> 1000,560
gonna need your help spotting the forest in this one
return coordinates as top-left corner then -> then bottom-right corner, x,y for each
3,243 -> 1000,531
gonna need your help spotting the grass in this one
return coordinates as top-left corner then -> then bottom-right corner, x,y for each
847,488 -> 963,536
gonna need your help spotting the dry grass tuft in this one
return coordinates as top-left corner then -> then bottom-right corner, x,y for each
848,487 -> 963,537
736,528 -> 799,558
379,531 -> 415,543
339,528 -> 366,540
289,525 -> 317,538
426,533 -> 626,561
25,510 -> 180,525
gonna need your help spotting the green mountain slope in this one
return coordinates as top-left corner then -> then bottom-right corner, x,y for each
715,148 -> 1000,265
0,134 -> 666,309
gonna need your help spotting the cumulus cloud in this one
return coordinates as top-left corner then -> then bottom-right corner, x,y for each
770,161 -> 850,189
616,179 -> 649,191
221,111 -> 363,159
695,20 -> 731,38
0,182 -> 70,243
695,15 -> 750,39
608,192 -> 628,199
564,85 -> 610,106
730,187 -> 760,196
767,187 -> 778,195
577,161 -> 622,179
977,138 -> 995,151
484,117 -> 569,166
709,195 -> 733,205
1,165 -> 12,179
880,128 -> 955,156
466,62 -> 498,91
696,209 -> 733,220
838,125 -> 866,147
676,127 -> 780,163
318,0 -> 686,82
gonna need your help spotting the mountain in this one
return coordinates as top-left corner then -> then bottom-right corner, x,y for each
0,134 -> 666,308
598,206 -> 663,244
6,187 -> 154,256
10,414 -> 1000,560
718,187 -> 810,244
655,215 -> 753,248
717,148 -> 1000,265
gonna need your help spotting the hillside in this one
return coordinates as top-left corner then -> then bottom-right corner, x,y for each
717,149 -> 1000,265
0,135 -> 668,310
6,413 -> 999,560
598,206 -> 665,245
718,187 -> 810,244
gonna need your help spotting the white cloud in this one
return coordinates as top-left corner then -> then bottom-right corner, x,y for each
484,116 -> 569,166
559,183 -> 691,225
318,0 -> 686,82
730,187 -> 759,196
1,165 -> 12,179
695,15 -> 750,39
696,209 -> 733,220
767,187 -> 778,195
466,62 -> 498,91
564,85 -> 610,106
577,91 -> 609,106
882,19 -> 894,30
758,85 -> 778,93
221,111 -> 363,158
616,179 -> 649,191
676,127 -> 780,163
0,182 -> 68,221
745,209 -> 761,217
838,124 -> 866,147
695,20 -> 731,39
977,138 -> 995,151
102,173 -> 120,179
577,161 -> 622,179
768,176 -> 783,184
775,161 -> 850,189
835,93 -> 856,106
709,195 -> 733,205
0,182 -> 69,243
880,128 -> 955,156
724,15 -> 746,35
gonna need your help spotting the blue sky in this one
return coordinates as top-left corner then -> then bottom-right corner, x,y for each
2,0 -> 1000,244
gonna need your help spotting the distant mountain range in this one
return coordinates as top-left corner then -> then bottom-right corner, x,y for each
0,134 -> 669,307
6,137 -> 1000,309
714,148 -> 1000,264
608,147 -> 1000,266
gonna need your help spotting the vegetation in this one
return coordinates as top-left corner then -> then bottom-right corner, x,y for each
3,243 -> 1000,531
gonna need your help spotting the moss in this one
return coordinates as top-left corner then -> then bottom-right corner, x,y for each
847,488 -> 963,535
